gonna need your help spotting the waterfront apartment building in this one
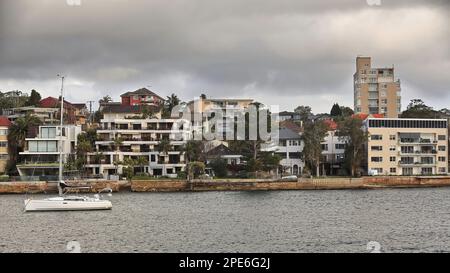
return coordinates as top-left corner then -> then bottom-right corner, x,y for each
0,117 -> 11,174
186,96 -> 254,136
85,104 -> 189,178
17,125 -> 82,177
365,118 -> 448,176
354,56 -> 401,118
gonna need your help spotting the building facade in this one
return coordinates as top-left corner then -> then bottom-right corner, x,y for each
17,125 -> 82,177
261,127 -> 304,176
365,118 -> 448,176
354,56 -> 401,118
0,117 -> 11,174
120,88 -> 165,106
85,106 -> 189,178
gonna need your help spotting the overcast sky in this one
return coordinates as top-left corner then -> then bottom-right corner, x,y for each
0,0 -> 449,113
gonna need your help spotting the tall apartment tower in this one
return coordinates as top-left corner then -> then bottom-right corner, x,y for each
354,56 -> 401,118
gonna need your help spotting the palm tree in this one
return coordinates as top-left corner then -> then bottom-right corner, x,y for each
166,94 -> 181,112
99,95 -> 112,104
8,114 -> 41,166
135,156 -> 149,174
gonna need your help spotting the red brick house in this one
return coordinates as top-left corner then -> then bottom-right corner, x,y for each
120,88 -> 165,106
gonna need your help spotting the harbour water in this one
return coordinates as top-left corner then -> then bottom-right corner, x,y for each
2,188 -> 450,253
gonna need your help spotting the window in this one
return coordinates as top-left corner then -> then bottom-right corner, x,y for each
390,168 -> 397,173
321,144 -> 328,151
371,146 -> 383,151
438,146 -> 446,152
390,157 -> 396,162
371,135 -> 382,140
41,127 -> 56,138
389,146 -> 396,152
0,142 -> 7,148
289,152 -> 301,159
0,154 -> 8,159
439,167 -> 447,173
438,135 -> 446,141
371,157 -> 383,162
390,135 -> 396,140
402,168 -> 413,175
439,157 -> 446,162
150,154 -> 156,162
0,129 -> 7,135
335,144 -> 346,150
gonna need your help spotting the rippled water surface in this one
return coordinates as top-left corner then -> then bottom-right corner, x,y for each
2,188 -> 450,253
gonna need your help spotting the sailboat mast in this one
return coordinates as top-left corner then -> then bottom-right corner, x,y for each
58,75 -> 65,187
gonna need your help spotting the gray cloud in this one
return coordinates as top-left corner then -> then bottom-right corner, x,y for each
0,0 -> 449,112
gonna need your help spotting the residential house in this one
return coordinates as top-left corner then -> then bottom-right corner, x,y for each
17,125 -> 82,177
120,88 -> 165,106
0,117 -> 11,174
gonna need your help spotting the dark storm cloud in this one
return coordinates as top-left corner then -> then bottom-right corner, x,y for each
0,0 -> 448,112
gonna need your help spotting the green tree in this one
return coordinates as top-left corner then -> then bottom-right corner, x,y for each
99,95 -> 112,104
337,116 -> 368,177
157,138 -> 172,154
260,152 -> 282,173
209,158 -> 228,178
142,106 -> 156,119
135,156 -> 149,174
301,120 -> 328,177
340,106 -> 354,117
400,99 -> 440,118
166,94 -> 181,109
7,114 -> 41,174
330,103 -> 342,117
294,105 -> 313,123
26,90 -> 41,107
122,157 -> 136,180
188,161 -> 206,179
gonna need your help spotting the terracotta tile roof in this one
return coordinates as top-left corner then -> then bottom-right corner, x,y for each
279,120 -> 303,133
352,113 -> 384,120
0,116 -> 11,127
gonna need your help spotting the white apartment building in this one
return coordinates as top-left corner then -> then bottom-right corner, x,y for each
85,105 -> 190,178
18,125 -> 82,177
365,118 -> 448,176
262,127 -> 304,175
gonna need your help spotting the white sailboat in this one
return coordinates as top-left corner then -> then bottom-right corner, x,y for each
24,75 -> 112,212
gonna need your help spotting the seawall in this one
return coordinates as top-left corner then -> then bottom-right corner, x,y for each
0,180 -> 124,194
2,176 -> 450,194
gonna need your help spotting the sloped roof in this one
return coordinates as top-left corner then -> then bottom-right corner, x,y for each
120,88 -> 165,101
352,113 -> 384,120
279,127 -> 301,140
279,120 -> 303,133
39,97 -> 75,109
0,116 -> 11,127
206,144 -> 241,157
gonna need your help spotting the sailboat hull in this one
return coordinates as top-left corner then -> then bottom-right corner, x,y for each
24,198 -> 112,212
